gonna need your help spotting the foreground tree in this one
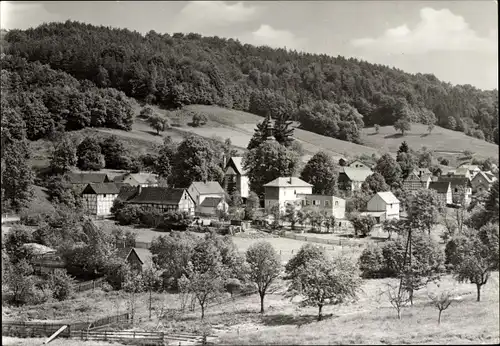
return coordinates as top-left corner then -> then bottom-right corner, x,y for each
287,255 -> 361,321
246,242 -> 282,313
285,244 -> 327,280
300,151 -> 338,195
407,189 -> 444,235
451,229 -> 499,301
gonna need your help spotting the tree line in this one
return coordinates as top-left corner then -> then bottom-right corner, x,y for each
3,21 -> 498,144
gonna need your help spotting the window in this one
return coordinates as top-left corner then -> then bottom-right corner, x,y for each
294,190 -> 296,195
335,201 -> 339,206
306,200 -> 311,206
103,194 -> 107,198
324,200 -> 330,207
313,200 -> 321,206
454,188 -> 458,193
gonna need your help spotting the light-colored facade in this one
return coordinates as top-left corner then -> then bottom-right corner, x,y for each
348,160 -> 371,170
198,197 -> 229,216
82,183 -> 123,216
296,194 -> 346,219
224,157 -> 250,199
366,192 -> 400,222
338,168 -> 373,193
188,182 -> 226,212
428,182 -> 453,205
125,188 -> 196,216
471,171 -> 497,195
264,177 -> 313,211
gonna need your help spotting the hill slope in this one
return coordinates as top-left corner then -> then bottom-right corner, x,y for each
4,20 -> 498,147
30,104 -> 497,170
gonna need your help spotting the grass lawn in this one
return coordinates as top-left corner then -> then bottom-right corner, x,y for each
361,124 -> 498,160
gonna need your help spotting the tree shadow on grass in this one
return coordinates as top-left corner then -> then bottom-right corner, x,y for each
260,313 -> 334,326
420,133 -> 429,138
139,129 -> 161,137
366,132 -> 379,136
384,133 -> 404,139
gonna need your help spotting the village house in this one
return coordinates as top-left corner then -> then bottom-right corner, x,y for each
113,172 -> 158,187
437,176 -> 472,205
428,181 -> 453,205
471,171 -> 498,195
116,247 -> 154,273
82,183 -> 126,216
22,243 -> 66,275
348,160 -> 371,170
119,186 -> 195,216
67,172 -> 110,193
264,177 -> 313,211
403,168 -> 432,192
337,167 -> 373,193
187,181 -> 226,213
363,191 -> 400,223
456,164 -> 481,178
224,157 -> 249,200
198,197 -> 229,217
296,194 -> 346,219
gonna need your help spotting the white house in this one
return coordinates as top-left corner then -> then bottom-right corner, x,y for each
264,177 -> 313,211
365,191 -> 400,223
198,197 -> 229,217
338,167 -> 373,192
224,157 -> 250,199
82,183 -> 125,216
471,171 -> 497,195
296,194 -> 346,219
428,181 -> 453,205
348,160 -> 371,170
188,181 -> 226,213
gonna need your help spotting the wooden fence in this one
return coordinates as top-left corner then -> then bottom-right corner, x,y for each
89,313 -> 130,330
282,232 -> 374,248
74,277 -> 105,293
2,320 -> 90,338
71,330 -> 214,345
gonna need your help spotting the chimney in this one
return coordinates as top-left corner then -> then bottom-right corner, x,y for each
137,184 -> 142,195
222,154 -> 227,168
289,176 -> 293,184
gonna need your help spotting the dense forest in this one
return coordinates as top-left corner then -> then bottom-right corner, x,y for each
1,55 -> 135,141
2,21 -> 499,144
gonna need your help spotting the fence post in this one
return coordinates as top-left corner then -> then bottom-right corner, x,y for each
104,330 -> 107,340
133,331 -> 136,339
81,330 -> 83,340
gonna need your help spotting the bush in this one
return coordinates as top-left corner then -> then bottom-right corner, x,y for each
29,287 -> 53,305
115,204 -> 143,225
47,270 -> 75,301
358,245 -> 385,278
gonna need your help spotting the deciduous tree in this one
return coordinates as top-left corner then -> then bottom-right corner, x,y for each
375,153 -> 402,187
287,255 -> 361,321
300,151 -> 338,195
246,241 -> 282,313
76,136 -> 105,171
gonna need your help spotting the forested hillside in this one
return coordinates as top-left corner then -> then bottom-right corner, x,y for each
1,55 -> 135,141
2,21 -> 499,145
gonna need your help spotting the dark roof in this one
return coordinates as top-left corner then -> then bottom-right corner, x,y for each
67,172 -> 109,184
116,185 -> 139,202
126,187 -> 189,205
115,247 -> 153,267
113,173 -> 158,184
200,197 -> 224,207
437,176 -> 472,187
82,183 -> 127,195
428,181 -> 451,193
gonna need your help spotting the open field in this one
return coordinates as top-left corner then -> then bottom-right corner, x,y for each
5,272 -> 497,345
94,220 -> 364,262
361,124 -> 498,161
